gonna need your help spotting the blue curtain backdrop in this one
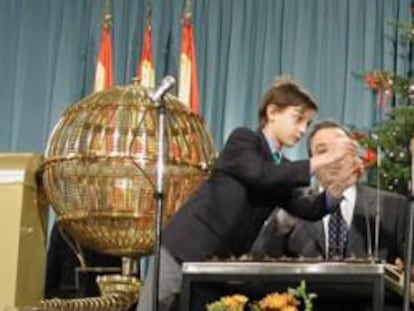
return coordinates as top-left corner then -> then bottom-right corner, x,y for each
0,0 -> 411,158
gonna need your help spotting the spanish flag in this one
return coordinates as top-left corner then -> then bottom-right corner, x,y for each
137,24 -> 155,88
93,14 -> 113,92
178,14 -> 199,114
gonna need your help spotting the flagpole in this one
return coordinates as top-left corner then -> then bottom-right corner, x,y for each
178,0 -> 200,114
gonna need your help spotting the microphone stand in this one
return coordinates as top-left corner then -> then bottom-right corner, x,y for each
403,138 -> 414,311
151,95 -> 168,311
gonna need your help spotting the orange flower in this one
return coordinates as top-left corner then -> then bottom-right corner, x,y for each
258,292 -> 299,310
221,294 -> 248,309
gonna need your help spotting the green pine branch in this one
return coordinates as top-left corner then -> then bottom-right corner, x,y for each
361,106 -> 414,195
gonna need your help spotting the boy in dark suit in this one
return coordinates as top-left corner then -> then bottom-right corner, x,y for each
137,78 -> 363,311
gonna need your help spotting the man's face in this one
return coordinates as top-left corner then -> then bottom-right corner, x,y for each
310,127 -> 349,187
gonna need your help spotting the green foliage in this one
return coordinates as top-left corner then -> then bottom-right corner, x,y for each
248,305 -> 261,311
288,281 -> 317,311
361,106 -> 414,195
206,301 -> 231,311
387,20 -> 414,42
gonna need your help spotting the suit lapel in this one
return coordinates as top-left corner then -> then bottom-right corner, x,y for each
347,185 -> 376,258
257,129 -> 274,162
296,187 -> 326,256
257,129 -> 291,165
308,220 -> 326,255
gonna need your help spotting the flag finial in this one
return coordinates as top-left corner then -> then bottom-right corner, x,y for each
102,0 -> 112,28
184,0 -> 192,17
145,0 -> 153,26
93,0 -> 114,93
137,1 -> 155,89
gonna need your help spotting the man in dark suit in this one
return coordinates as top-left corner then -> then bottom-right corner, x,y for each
251,119 -> 407,261
250,119 -> 408,310
251,184 -> 406,261
136,78 -> 363,311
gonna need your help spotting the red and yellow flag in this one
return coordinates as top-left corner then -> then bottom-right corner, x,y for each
137,24 -> 155,88
93,14 -> 115,154
93,16 -> 113,92
178,14 -> 199,114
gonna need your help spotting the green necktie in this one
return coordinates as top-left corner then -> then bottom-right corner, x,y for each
272,152 -> 282,164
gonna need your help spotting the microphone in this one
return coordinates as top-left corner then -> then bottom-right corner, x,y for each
149,75 -> 176,103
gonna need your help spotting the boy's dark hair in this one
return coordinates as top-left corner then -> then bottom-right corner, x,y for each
306,119 -> 351,156
258,77 -> 318,128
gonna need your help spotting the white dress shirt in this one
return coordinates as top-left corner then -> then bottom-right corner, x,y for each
322,185 -> 357,255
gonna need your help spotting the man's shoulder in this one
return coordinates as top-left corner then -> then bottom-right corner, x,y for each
357,183 -> 407,202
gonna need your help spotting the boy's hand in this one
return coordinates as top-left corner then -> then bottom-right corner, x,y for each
310,137 -> 358,173
326,157 -> 364,199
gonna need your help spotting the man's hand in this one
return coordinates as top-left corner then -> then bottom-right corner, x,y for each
394,257 -> 414,281
395,257 -> 404,271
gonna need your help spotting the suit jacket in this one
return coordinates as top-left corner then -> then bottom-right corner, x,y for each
251,184 -> 407,262
163,127 -> 332,262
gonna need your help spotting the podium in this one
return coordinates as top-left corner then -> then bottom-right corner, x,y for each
0,153 -> 48,310
180,261 -> 385,311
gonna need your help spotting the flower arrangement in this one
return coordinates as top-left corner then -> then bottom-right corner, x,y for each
206,281 -> 316,311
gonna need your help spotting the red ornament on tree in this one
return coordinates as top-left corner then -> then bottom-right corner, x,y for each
360,148 -> 377,167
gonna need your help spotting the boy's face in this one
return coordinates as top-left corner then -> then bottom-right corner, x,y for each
267,105 -> 315,147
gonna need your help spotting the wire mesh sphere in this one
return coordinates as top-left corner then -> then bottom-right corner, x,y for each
41,82 -> 216,257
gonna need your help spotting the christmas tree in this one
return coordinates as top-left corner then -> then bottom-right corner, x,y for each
359,21 -> 414,195
360,105 -> 414,194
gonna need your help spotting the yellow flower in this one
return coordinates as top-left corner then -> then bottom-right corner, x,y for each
219,294 -> 248,310
225,294 -> 248,304
258,292 -> 299,310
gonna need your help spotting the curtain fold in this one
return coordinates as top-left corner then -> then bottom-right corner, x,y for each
0,0 -> 411,158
